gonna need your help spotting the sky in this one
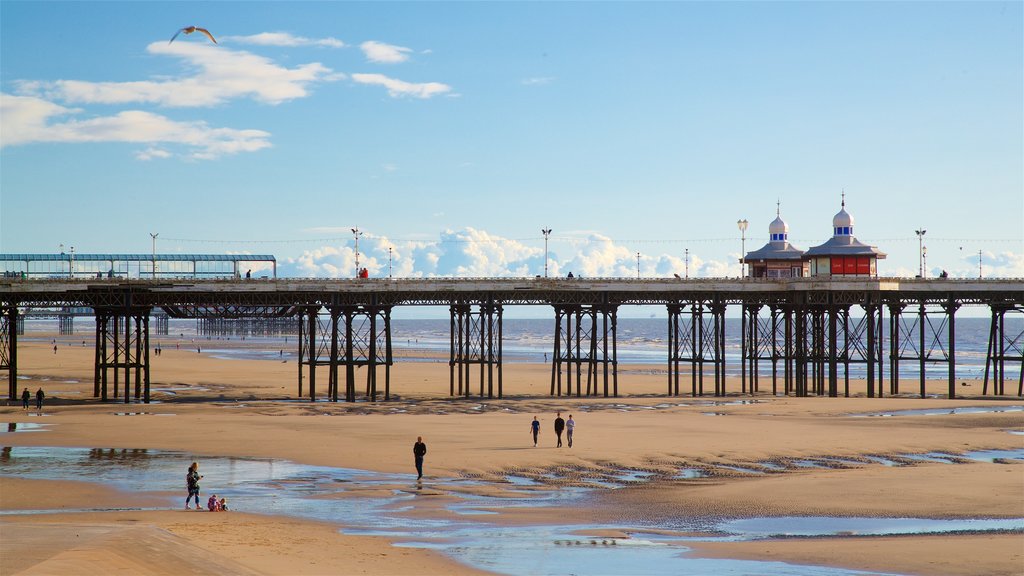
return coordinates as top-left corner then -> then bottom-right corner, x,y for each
1,0 -> 1022,282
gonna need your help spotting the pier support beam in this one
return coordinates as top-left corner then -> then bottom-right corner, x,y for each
551,304 -> 617,397
983,304 -> 1024,396
299,305 -> 393,402
667,300 -> 725,397
450,303 -> 503,398
93,307 -> 151,403
2,304 -> 17,400
889,299 -> 955,398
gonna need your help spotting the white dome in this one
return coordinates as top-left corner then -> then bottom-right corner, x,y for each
769,216 -> 788,236
833,206 -> 854,228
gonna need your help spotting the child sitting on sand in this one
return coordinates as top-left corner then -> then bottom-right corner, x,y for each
207,494 -> 220,511
219,497 -> 228,511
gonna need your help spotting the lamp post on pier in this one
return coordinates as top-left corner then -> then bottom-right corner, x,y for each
69,246 -> 75,278
636,252 -> 641,279
388,246 -> 393,278
351,227 -> 362,278
737,219 -> 748,278
541,228 -> 552,277
150,232 -> 159,279
685,248 -> 689,279
915,229 -> 926,277
922,245 -> 928,278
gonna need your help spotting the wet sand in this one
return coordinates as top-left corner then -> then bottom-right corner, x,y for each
2,338 -> 1023,575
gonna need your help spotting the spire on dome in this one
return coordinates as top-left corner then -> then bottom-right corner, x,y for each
833,193 -> 853,237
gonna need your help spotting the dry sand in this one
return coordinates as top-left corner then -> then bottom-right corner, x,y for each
2,338 -> 1023,575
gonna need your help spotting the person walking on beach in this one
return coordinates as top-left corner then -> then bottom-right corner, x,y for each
413,437 -> 427,480
554,412 -> 565,448
530,416 -> 540,447
35,388 -> 44,410
185,462 -> 203,510
566,414 -> 575,448
21,388 -> 30,410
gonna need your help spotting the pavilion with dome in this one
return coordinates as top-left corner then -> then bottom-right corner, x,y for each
803,197 -> 886,277
742,203 -> 808,278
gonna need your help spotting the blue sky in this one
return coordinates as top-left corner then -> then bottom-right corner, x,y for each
1,1 -> 1021,280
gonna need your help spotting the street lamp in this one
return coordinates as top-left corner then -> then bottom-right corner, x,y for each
150,232 -> 159,279
737,219 -> 749,278
388,246 -> 393,279
685,248 -> 689,279
636,252 -> 641,279
915,229 -> 926,277
978,250 -> 983,279
541,228 -> 552,277
69,246 -> 75,278
922,246 -> 928,278
351,227 -> 363,278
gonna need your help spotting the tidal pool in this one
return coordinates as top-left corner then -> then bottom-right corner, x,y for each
1,446 -> 1017,576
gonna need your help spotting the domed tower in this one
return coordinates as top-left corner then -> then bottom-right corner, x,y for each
804,195 -> 886,277
742,202 -> 808,278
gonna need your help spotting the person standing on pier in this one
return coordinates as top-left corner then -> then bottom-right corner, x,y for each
554,412 -> 565,448
530,416 -> 541,447
413,437 -> 427,480
566,414 -> 575,448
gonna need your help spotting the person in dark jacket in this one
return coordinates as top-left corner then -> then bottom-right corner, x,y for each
35,388 -> 44,410
554,412 -> 565,448
413,437 -> 427,480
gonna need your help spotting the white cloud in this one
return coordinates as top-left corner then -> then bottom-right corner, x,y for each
0,93 -> 270,159
224,32 -> 345,48
15,42 -> 340,107
351,73 -> 451,99
522,77 -> 554,86
135,146 -> 172,160
360,40 -> 412,63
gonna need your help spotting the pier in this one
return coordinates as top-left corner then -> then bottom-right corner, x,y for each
1,277 -> 1021,403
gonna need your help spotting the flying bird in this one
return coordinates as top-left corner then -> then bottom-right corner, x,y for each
169,26 -> 217,44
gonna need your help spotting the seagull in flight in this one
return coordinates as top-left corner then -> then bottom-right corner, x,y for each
169,26 -> 217,44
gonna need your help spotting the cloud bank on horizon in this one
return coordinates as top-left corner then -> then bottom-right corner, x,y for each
0,31 -> 449,159
249,227 -> 1022,280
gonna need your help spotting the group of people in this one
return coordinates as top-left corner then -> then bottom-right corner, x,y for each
185,461 -> 229,512
531,412 -> 575,448
358,268 -> 370,279
21,387 -> 43,410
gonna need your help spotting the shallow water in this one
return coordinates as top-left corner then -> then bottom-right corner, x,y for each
1,446 -> 1018,576
851,405 -> 1024,418
0,422 -> 48,433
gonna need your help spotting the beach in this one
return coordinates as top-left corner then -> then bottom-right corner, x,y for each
2,338 -> 1022,575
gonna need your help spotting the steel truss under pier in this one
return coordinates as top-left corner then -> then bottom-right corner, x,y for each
2,305 -> 17,400
887,299 -> 960,399
786,293 -> 885,398
198,317 -> 297,337
668,300 -> 726,396
984,304 -> 1024,396
93,307 -> 151,403
551,304 -> 618,397
298,306 -> 393,402
450,303 -> 503,398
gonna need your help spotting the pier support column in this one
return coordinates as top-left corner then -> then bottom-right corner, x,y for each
300,305 -> 393,402
552,304 -> 617,397
93,307 -> 151,403
983,304 -> 1024,396
2,304 -> 17,400
450,303 -> 503,398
